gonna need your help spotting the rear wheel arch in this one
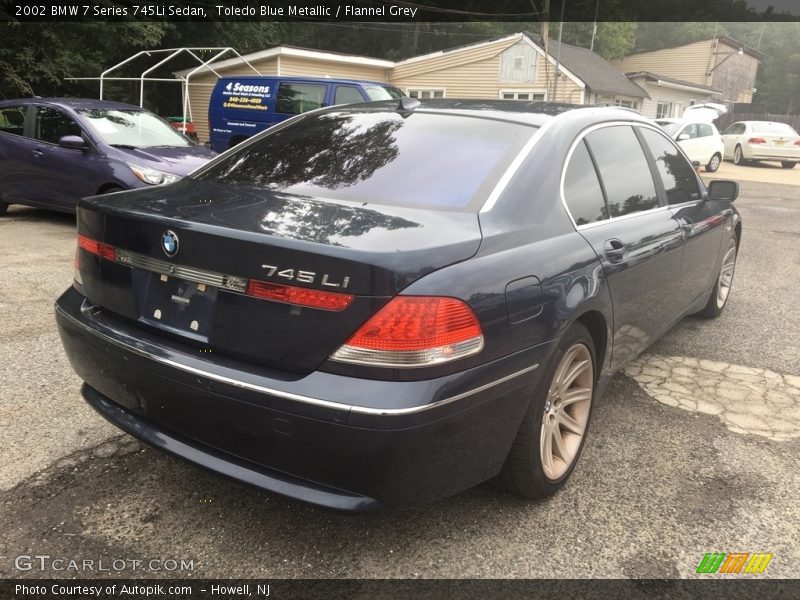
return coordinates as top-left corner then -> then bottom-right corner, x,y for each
573,310 -> 607,381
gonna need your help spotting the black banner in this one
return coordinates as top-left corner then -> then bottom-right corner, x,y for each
3,579 -> 800,600
1,0 -> 799,23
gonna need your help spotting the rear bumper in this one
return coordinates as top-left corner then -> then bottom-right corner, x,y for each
55,287 -> 549,510
743,146 -> 800,161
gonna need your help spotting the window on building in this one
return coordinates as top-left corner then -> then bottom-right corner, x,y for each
500,91 -> 546,101
585,125 -> 659,218
34,106 -> 82,144
614,99 -> 638,110
564,140 -> 608,226
674,102 -> 684,117
276,83 -> 327,115
656,101 -> 673,119
639,127 -> 702,206
0,106 -> 27,137
407,89 -> 445,99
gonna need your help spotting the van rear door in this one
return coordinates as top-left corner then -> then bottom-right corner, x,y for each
210,77 -> 277,152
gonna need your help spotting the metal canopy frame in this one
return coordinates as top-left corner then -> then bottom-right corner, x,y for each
66,47 -> 261,134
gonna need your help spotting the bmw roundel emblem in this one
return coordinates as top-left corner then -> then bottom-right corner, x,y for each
161,230 -> 179,257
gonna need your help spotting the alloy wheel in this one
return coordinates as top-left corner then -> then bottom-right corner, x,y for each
717,238 -> 737,308
540,343 -> 594,480
707,154 -> 721,172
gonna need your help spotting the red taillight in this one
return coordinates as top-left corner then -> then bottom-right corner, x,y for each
330,296 -> 484,367
77,233 -> 116,261
794,139 -> 800,146
747,137 -> 767,144
247,279 -> 353,311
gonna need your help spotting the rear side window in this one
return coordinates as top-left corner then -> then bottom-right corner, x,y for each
639,127 -> 703,206
0,106 -> 26,136
276,83 -> 327,115
334,86 -> 366,105
752,122 -> 798,136
563,140 -> 607,226
34,106 -> 82,144
585,126 -> 659,218
196,110 -> 534,211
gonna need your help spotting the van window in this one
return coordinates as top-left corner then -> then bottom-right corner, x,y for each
276,83 -> 327,115
334,86 -> 366,105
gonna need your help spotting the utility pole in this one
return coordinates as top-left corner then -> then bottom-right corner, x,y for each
541,0 -> 550,100
553,0 -> 565,102
590,0 -> 600,51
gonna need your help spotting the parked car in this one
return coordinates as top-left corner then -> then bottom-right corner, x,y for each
0,98 -> 216,214
721,120 -> 800,168
56,101 -> 742,510
655,118 -> 725,172
208,76 -> 404,151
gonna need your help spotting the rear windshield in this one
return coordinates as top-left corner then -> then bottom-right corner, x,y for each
195,110 -> 533,211
752,122 -> 798,136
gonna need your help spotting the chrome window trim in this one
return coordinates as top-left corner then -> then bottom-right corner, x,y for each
480,116 -> 557,213
57,304 -> 538,417
559,120 -> 703,231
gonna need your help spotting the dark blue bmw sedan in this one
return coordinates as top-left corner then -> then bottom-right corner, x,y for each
55,100 -> 742,510
0,98 -> 216,214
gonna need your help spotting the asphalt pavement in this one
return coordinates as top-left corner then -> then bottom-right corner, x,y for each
1,177 -> 798,579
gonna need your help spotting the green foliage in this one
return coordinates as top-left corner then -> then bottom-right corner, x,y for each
559,22 -> 637,59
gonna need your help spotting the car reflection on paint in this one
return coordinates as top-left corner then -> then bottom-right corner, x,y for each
55,100 -> 742,510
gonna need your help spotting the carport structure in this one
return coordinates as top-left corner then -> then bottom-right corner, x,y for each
67,47 -> 263,135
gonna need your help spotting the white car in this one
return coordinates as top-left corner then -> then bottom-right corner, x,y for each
655,118 -> 725,172
721,121 -> 800,169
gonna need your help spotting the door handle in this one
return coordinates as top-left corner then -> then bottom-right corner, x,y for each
32,149 -> 44,158
603,238 -> 626,261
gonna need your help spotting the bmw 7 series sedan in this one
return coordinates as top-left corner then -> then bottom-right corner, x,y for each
56,100 -> 742,510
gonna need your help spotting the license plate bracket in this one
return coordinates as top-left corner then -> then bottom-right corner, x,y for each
142,274 -> 218,337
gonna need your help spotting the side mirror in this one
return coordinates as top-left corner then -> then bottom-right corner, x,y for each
708,180 -> 739,203
58,135 -> 87,150
677,133 -> 691,141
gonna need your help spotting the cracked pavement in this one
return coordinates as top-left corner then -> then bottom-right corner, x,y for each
1,178 -> 799,579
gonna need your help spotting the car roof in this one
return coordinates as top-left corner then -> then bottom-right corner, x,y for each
0,97 -> 146,111
328,99 -> 648,128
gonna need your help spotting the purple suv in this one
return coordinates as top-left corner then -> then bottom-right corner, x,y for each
0,98 -> 216,214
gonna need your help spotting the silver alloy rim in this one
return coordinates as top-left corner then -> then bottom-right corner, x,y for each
540,343 -> 594,480
709,155 -> 720,171
717,238 -> 737,308
734,147 -> 742,163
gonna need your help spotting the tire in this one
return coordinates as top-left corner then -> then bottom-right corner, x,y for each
733,145 -> 746,166
781,161 -> 796,169
0,201 -> 8,215
698,235 -> 738,319
706,153 -> 722,172
497,322 -> 596,499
